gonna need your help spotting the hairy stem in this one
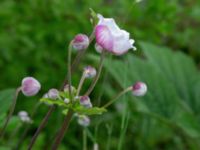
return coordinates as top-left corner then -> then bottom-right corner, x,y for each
51,41 -> 74,150
28,105 -> 55,150
0,87 -> 21,139
102,87 -> 132,108
51,110 -> 73,150
84,52 -> 105,96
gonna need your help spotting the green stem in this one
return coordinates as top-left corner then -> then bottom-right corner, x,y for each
102,87 -> 132,108
76,72 -> 86,96
67,41 -> 73,102
51,41 -> 75,150
83,128 -> 87,150
85,51 -> 105,96
0,87 -> 21,139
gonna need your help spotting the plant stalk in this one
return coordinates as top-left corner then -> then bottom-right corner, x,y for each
0,87 -> 21,139
102,87 -> 132,108
84,51 -> 105,96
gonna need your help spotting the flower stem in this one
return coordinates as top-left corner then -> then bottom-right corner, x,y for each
51,40 -> 74,150
15,102 -> 41,150
62,31 -> 95,87
85,51 -> 105,96
76,72 -> 86,96
83,128 -> 87,150
51,110 -> 73,150
67,41 -> 73,102
28,105 -> 55,150
0,87 -> 21,139
102,87 -> 132,108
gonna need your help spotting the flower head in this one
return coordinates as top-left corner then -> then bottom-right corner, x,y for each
21,77 -> 41,96
132,82 -> 147,96
95,14 -> 136,55
84,66 -> 97,78
72,34 -> 89,51
77,115 -> 90,127
80,96 -> 92,108
64,84 -> 76,93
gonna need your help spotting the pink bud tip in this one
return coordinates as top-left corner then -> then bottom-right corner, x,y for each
73,34 -> 89,51
84,66 -> 97,78
80,96 -> 93,108
132,82 -> 147,97
21,77 -> 41,96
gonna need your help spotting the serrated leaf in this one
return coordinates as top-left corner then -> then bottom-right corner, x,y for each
40,98 -> 67,107
74,106 -> 107,115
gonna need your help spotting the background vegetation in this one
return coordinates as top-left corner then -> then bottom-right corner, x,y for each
0,0 -> 200,149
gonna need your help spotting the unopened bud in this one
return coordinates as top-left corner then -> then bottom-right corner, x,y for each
73,34 -> 89,51
64,84 -> 76,93
18,111 -> 32,123
80,96 -> 92,108
132,82 -> 147,96
77,115 -> 90,127
84,66 -> 96,78
47,88 -> 59,100
21,77 -> 41,96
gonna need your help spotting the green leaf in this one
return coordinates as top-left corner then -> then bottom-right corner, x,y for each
0,89 -> 15,115
104,42 -> 200,138
40,98 -> 67,107
74,106 -> 107,115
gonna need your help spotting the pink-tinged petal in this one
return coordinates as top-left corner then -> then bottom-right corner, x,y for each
95,25 -> 113,52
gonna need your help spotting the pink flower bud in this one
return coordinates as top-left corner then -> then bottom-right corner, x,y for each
77,115 -> 90,127
64,84 -> 76,93
80,96 -> 92,108
95,43 -> 103,53
84,66 -> 97,78
132,82 -> 147,96
21,77 -> 41,96
72,34 -> 89,51
18,111 -> 32,123
47,88 -> 59,100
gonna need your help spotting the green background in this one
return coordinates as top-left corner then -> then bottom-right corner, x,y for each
0,0 -> 200,149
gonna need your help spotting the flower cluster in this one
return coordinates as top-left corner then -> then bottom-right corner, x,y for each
1,11 -> 148,149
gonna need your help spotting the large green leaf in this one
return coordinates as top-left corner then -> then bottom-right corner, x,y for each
140,42 -> 200,116
104,42 -> 200,139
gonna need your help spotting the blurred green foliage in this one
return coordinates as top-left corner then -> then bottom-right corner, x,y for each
0,0 -> 200,149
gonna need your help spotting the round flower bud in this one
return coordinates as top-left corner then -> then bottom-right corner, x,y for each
18,111 -> 32,123
80,96 -> 92,108
95,43 -> 103,53
84,66 -> 97,79
132,82 -> 147,96
21,77 -> 41,96
77,115 -> 90,127
72,34 -> 89,51
47,88 -> 59,100
64,84 -> 76,93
